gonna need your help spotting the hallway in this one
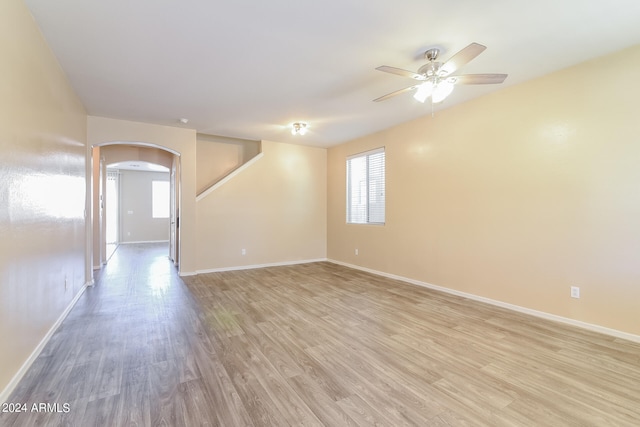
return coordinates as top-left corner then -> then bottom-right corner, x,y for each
0,243 -> 194,426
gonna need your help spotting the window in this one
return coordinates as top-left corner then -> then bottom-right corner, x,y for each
152,180 -> 170,219
346,147 -> 385,224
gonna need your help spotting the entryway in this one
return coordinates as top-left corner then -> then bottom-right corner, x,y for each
91,143 -> 181,275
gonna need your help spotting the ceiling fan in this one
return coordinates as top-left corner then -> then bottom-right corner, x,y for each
374,42 -> 507,104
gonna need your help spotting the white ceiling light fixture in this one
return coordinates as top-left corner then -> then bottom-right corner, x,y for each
433,80 -> 455,103
411,54 -> 456,105
413,81 -> 434,103
291,122 -> 308,136
413,78 -> 455,104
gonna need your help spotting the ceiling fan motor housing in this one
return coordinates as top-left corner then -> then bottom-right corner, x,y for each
418,49 -> 444,78
425,48 -> 440,61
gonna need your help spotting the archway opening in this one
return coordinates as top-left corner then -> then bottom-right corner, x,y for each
91,142 -> 181,277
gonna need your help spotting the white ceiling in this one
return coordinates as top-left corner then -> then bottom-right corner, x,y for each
24,0 -> 640,148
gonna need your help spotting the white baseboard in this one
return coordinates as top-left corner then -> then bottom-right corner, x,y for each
119,240 -> 169,244
196,258 -> 328,274
0,283 -> 88,404
328,259 -> 640,344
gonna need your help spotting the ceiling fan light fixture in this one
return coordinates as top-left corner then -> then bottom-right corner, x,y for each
413,81 -> 434,103
375,42 -> 506,106
432,80 -> 454,103
291,122 -> 308,135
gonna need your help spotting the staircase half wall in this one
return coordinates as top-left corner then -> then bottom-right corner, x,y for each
195,140 -> 327,272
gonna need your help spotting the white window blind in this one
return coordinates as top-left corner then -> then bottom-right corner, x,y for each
346,147 -> 385,224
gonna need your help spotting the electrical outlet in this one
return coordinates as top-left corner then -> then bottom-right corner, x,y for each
355,249 -> 359,255
570,286 -> 580,299
241,248 -> 246,255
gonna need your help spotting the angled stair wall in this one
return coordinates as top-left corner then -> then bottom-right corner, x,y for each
196,133 -> 261,199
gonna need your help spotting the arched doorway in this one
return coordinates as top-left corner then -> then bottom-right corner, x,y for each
91,142 -> 181,276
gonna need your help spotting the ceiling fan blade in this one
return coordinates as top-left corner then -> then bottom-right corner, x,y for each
373,84 -> 419,102
440,42 -> 487,76
451,74 -> 508,85
376,66 -> 425,80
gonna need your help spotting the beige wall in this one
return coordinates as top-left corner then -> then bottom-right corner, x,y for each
196,134 -> 260,195
0,0 -> 87,397
328,44 -> 640,336
119,170 -> 170,243
196,140 -> 327,271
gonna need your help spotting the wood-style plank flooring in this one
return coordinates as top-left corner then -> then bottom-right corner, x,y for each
2,243 -> 640,426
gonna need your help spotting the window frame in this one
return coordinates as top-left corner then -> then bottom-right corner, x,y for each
346,147 -> 385,225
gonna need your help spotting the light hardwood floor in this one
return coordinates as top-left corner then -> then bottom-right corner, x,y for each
2,243 -> 639,426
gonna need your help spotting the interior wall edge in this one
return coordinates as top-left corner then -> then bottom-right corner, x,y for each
327,259 -> 640,345
0,284 -> 88,405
